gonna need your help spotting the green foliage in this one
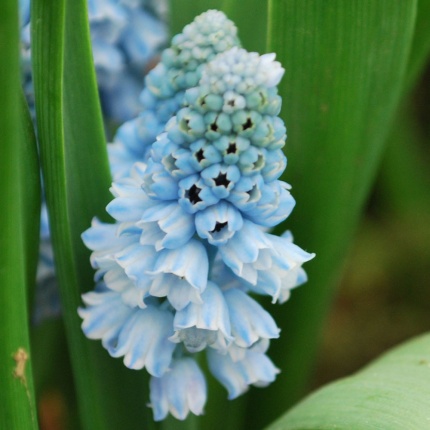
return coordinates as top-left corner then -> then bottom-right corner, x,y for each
0,1 -> 39,428
405,0 -> 430,89
31,1 -> 153,429
267,333 -> 430,430
245,1 -> 418,427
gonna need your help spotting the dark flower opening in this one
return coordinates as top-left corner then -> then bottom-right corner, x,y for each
214,173 -> 229,187
211,221 -> 227,233
253,154 -> 265,170
180,117 -> 191,132
186,184 -> 202,204
242,117 -> 253,130
199,96 -> 207,108
259,91 -> 266,105
227,142 -> 237,154
195,148 -> 205,162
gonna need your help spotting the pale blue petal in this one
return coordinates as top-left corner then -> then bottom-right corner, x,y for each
173,282 -> 232,349
207,347 -> 279,399
150,240 -> 208,291
78,289 -> 133,350
224,289 -> 279,348
150,358 -> 206,421
109,305 -> 175,376
106,197 -> 146,222
195,201 -> 243,245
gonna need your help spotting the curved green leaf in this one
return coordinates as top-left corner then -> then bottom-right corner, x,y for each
0,0 -> 39,428
246,1 -> 417,427
267,332 -> 430,430
32,1 -> 153,429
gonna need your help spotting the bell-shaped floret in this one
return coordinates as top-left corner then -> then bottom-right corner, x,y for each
137,200 -> 196,251
224,288 -> 279,348
150,358 -> 207,421
82,218 -> 152,308
79,286 -> 134,351
107,164 -> 151,223
171,282 -> 233,352
218,220 -> 272,284
207,340 -> 279,399
147,240 -> 209,309
108,304 -> 175,376
195,201 -> 243,245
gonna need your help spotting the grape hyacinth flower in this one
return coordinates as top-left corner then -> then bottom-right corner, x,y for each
80,12 -> 315,422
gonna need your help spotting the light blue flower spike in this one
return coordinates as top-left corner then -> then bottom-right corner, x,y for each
150,358 -> 207,421
79,11 -> 316,421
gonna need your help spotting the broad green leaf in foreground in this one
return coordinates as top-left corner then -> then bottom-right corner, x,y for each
0,0 -> 39,428
267,332 -> 430,430
246,1 -> 417,427
32,1 -> 153,429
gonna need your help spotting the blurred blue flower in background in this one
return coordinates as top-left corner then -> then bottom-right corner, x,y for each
79,11 -> 315,421
88,0 -> 168,122
20,0 -> 168,124
32,206 -> 62,325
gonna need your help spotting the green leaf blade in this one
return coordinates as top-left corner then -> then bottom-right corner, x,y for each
246,1 -> 418,427
32,1 -> 155,428
267,333 -> 430,430
0,1 -> 39,428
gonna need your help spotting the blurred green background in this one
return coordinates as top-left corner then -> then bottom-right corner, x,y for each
314,68 -> 430,389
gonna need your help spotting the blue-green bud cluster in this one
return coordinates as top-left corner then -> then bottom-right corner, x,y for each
138,10 -> 241,149
168,48 -> 286,178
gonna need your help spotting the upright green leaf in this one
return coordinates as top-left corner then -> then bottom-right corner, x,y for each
405,0 -> 430,89
32,1 -> 153,429
377,101 -> 430,218
376,0 -> 430,222
169,0 -> 224,35
221,0 -> 268,53
246,2 -> 417,427
0,0 -> 39,428
267,332 -> 430,430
